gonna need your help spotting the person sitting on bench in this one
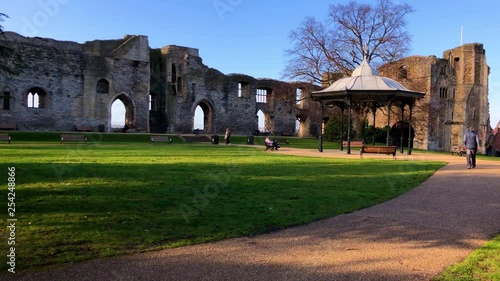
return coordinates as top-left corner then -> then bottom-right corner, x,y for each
265,136 -> 279,151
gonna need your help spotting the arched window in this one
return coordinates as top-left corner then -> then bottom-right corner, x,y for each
296,88 -> 303,104
111,99 -> 125,129
398,65 -> 408,80
171,64 -> 177,82
257,110 -> 265,132
454,57 -> 460,69
238,82 -> 249,98
26,87 -> 47,108
194,105 -> 204,131
97,79 -> 110,94
149,93 -> 157,111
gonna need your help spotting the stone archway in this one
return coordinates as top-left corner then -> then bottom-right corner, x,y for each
257,109 -> 265,132
110,93 -> 136,132
194,100 -> 214,134
390,121 -> 415,148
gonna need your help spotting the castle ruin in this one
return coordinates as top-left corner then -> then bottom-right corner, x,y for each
0,32 -> 492,152
377,43 -> 491,152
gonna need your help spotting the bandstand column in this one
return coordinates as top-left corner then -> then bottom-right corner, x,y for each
408,103 -> 413,155
400,103 -> 405,154
386,101 -> 392,146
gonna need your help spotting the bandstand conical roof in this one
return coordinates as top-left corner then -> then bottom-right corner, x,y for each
311,57 -> 425,102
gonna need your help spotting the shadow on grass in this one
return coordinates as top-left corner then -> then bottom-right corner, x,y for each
1,144 -> 499,279
0,157 -> 446,272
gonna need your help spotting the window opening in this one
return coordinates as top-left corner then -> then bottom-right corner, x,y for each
27,93 -> 40,108
111,99 -> 126,129
2,91 -> 10,110
97,79 -> 109,94
194,105 -> 204,131
238,82 -> 249,98
26,88 -> 47,108
257,110 -> 265,132
296,88 -> 302,104
398,65 -> 408,79
256,88 -> 267,103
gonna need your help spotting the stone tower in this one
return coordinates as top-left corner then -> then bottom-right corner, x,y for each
377,43 -> 491,151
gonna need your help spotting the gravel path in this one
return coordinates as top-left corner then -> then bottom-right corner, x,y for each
5,149 -> 500,281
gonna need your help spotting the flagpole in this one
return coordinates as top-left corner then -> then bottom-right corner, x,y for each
461,25 -> 463,45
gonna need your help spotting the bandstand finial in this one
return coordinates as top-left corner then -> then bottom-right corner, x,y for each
363,45 -> 369,62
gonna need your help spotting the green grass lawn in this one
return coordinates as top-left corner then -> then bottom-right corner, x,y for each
434,234 -> 500,281
0,142 -> 445,272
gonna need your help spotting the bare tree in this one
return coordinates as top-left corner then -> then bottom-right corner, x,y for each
0,13 -> 8,34
284,0 -> 414,84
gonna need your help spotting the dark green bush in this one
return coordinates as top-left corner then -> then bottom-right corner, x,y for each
323,114 -> 348,142
363,125 -> 388,144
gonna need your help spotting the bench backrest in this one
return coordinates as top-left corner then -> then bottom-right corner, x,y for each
362,146 -> 397,153
343,141 -> 364,147
61,134 -> 87,141
0,123 -> 16,130
151,136 -> 170,140
151,136 -> 172,141
0,133 -> 10,140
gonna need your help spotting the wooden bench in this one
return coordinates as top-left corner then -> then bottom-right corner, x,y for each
0,133 -> 11,144
0,123 -> 17,130
360,145 -> 397,159
342,140 -> 364,148
150,136 -> 172,144
451,145 -> 466,156
75,125 -> 93,132
60,134 -> 88,144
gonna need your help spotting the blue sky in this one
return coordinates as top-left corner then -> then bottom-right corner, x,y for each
2,0 -> 499,128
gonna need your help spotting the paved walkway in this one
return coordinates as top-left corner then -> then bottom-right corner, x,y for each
6,149 -> 500,281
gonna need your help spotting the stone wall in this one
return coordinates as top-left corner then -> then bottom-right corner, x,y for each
150,45 -> 299,136
0,32 -> 150,132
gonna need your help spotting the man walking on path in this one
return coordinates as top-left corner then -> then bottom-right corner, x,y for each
463,126 -> 480,169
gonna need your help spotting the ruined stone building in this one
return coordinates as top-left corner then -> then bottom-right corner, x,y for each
376,43 -> 491,152
0,32 -> 492,152
0,32 -> 150,132
0,32 -> 299,136
149,45 -> 299,135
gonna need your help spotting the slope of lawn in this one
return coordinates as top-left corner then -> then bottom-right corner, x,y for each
0,142 -> 444,272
